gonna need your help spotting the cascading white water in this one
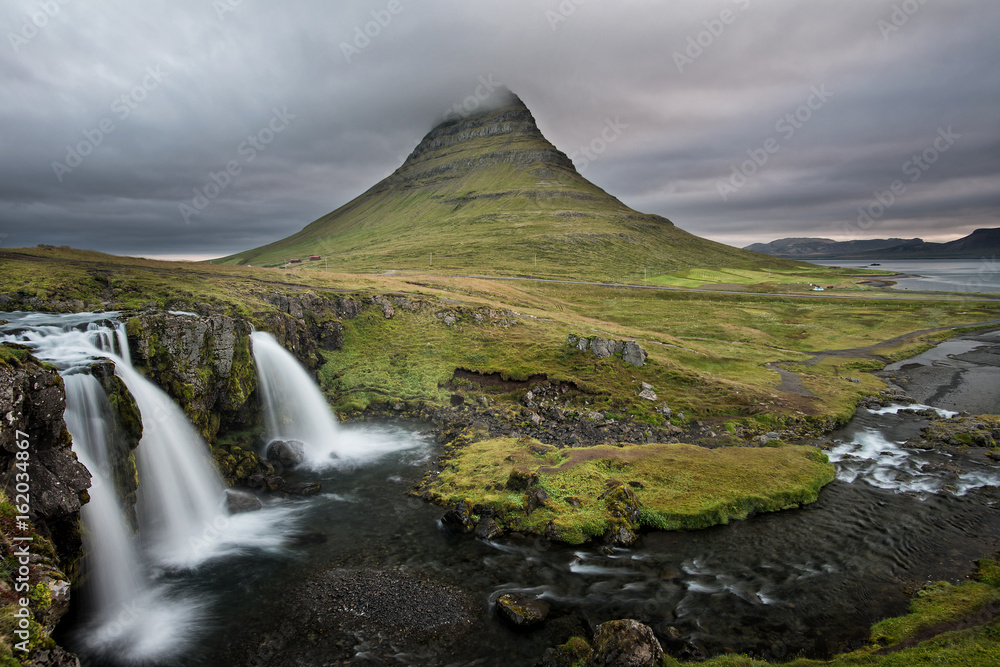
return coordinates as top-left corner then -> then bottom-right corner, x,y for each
115,321 -> 132,365
112,362 -> 229,568
251,331 -> 343,465
62,374 -> 145,625
0,314 -> 210,660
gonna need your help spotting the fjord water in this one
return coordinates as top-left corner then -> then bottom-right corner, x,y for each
818,258 -> 1000,293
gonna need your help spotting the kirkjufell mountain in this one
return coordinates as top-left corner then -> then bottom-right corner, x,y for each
219,90 -> 789,279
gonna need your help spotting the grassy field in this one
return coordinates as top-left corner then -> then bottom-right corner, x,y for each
3,246 -> 997,431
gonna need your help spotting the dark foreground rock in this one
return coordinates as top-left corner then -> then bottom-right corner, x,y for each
539,619 -> 664,667
590,619 -> 664,666
225,489 -> 263,514
496,593 -> 550,629
222,567 -> 481,666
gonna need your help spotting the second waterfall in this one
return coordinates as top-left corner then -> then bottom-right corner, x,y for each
250,331 -> 346,467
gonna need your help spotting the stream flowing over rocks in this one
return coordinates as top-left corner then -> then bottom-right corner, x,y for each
3,304 -> 1000,666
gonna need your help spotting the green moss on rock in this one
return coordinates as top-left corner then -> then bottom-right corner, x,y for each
422,438 -> 834,545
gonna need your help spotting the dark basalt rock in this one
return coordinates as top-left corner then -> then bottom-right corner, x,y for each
590,619 -> 664,667
441,501 -> 475,533
495,593 -> 550,629
266,439 -> 306,468
226,489 -> 263,514
475,517 -> 501,540
284,481 -> 322,496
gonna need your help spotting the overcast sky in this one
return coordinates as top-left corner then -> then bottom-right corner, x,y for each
1,0 -> 998,259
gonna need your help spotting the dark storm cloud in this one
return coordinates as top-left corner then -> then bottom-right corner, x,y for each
1,0 -> 997,257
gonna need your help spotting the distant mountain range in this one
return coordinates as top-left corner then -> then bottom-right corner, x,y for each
744,228 -> 1000,260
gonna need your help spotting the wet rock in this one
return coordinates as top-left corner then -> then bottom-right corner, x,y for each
604,524 -> 638,547
475,517 -> 502,540
590,619 -> 664,667
284,481 -> 322,496
246,472 -> 266,489
265,475 -> 285,491
288,532 -> 327,546
495,593 -> 550,628
441,501 -> 475,533
226,489 -> 263,513
450,393 -> 466,407
265,439 -> 305,468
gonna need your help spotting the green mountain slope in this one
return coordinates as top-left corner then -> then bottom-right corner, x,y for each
218,91 -> 795,280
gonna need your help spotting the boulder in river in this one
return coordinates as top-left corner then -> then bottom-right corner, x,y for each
284,481 -> 322,496
225,489 -> 263,514
265,439 -> 306,467
495,593 -> 550,628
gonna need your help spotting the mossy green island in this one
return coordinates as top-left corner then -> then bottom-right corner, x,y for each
421,437 -> 835,544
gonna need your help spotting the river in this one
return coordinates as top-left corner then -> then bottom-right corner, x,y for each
3,313 -> 1000,665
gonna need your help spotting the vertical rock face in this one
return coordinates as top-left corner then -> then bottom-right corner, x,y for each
0,348 -> 91,560
1,346 -> 89,663
125,313 -> 259,443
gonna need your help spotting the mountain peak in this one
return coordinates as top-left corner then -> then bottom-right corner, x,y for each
220,93 -> 781,278
391,89 -> 573,183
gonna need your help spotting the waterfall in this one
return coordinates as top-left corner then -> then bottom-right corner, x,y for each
113,362 -> 228,568
63,374 -> 145,626
250,331 -> 342,465
2,314 -> 228,566
115,321 -> 132,365
1,314 -> 212,660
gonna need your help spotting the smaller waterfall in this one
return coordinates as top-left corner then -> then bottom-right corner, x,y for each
251,332 -> 343,466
